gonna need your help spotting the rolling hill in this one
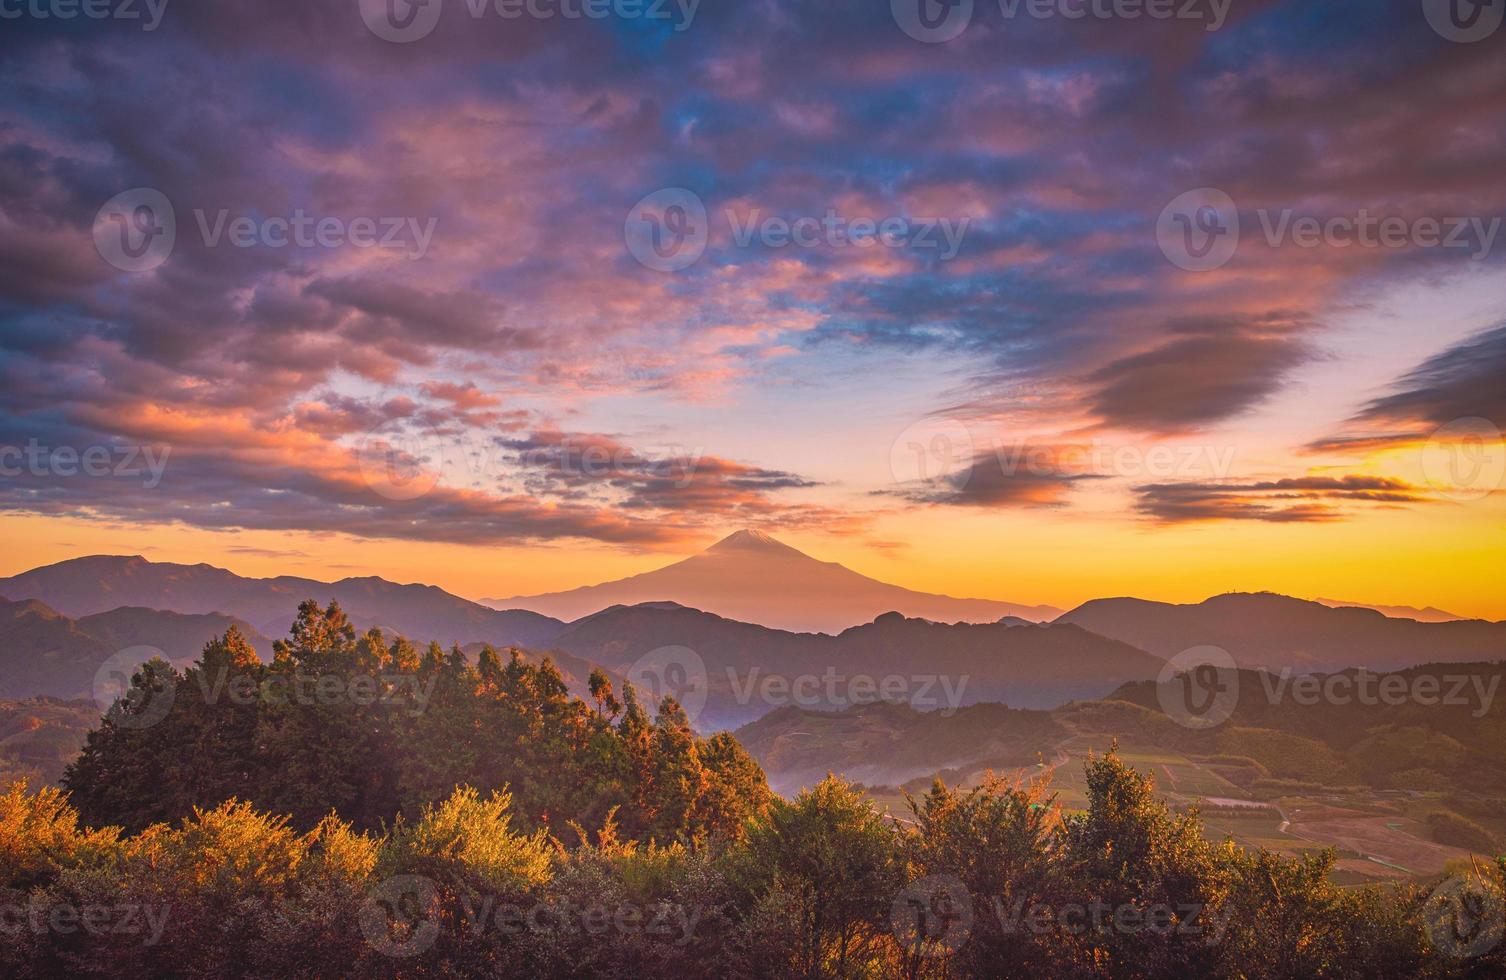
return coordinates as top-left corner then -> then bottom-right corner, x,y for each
734,700 -> 1064,796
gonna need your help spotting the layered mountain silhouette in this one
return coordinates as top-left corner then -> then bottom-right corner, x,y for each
0,556 -> 565,650
0,596 -> 272,699
485,529 -> 1061,634
545,601 -> 1161,729
8,551 -> 1503,733
1312,598 -> 1464,623
1055,593 -> 1506,672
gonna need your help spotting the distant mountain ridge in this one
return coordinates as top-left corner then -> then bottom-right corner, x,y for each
1312,598 -> 1464,623
0,596 -> 273,699
485,529 -> 1062,634
546,601 -> 1162,729
1055,592 -> 1506,672
0,555 -> 565,650
9,553 -> 1505,733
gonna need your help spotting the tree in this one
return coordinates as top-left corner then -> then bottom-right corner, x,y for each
732,775 -> 902,977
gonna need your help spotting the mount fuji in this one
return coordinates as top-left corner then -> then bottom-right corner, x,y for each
482,529 -> 1061,634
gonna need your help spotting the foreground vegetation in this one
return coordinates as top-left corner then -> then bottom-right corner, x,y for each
0,603 -> 1500,978
62,601 -> 769,842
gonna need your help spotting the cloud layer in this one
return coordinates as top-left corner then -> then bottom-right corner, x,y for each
1,0 -> 1502,547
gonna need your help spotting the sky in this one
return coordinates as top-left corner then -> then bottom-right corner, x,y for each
1,0 -> 1504,618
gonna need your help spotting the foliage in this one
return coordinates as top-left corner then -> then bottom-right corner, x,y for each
63,601 -> 772,843
19,606 -> 1505,977
5,749 -> 1495,977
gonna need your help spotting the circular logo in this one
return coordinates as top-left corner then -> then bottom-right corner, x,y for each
1156,188 -> 1239,272
891,0 -> 974,43
93,188 -> 176,273
357,428 -> 447,501
1156,645 -> 1239,729
891,874 -> 973,958
360,875 -> 441,957
1423,874 -> 1505,958
1423,0 -> 1504,42
1421,417 -> 1505,502
359,0 -> 443,42
93,646 -> 176,729
626,645 -> 708,726
624,188 -> 709,273
888,417 -> 974,493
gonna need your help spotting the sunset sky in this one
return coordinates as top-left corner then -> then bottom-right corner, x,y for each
2,0 -> 1504,618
